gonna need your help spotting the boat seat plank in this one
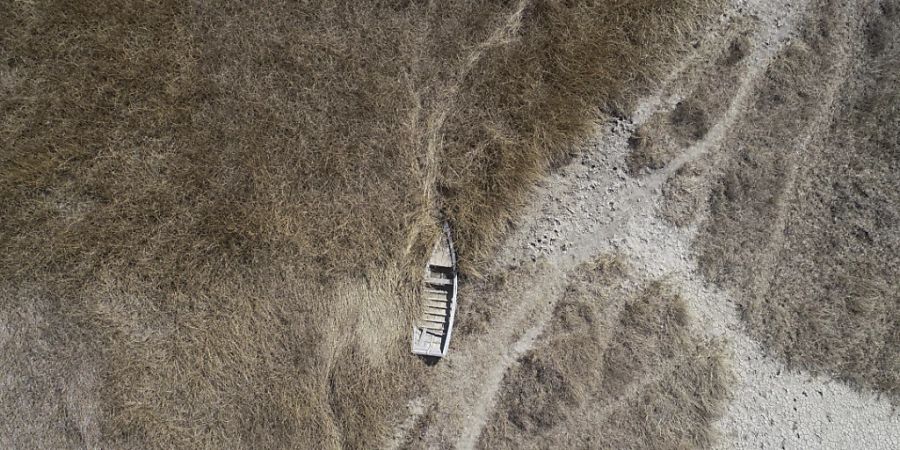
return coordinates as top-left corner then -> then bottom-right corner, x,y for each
429,250 -> 453,268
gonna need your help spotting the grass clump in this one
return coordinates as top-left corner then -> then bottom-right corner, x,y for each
626,27 -> 751,177
479,257 -> 731,449
1,0 -> 720,447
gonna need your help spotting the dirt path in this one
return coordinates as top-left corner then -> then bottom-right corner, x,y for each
388,0 -> 900,448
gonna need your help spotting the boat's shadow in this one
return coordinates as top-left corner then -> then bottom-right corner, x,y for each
418,355 -> 442,367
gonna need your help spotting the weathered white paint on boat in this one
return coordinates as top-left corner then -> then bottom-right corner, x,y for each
411,224 -> 458,357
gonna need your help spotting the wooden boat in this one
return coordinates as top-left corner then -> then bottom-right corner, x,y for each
411,224 -> 458,357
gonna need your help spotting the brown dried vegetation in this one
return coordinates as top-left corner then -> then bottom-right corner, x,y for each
1,0 -> 718,447
695,0 -> 900,398
479,257 -> 730,449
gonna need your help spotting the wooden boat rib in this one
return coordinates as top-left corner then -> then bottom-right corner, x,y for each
411,224 -> 458,357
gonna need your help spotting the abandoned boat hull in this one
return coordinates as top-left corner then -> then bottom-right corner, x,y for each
411,225 -> 457,357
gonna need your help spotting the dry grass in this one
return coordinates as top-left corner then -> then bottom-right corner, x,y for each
652,29 -> 752,226
659,161 -> 710,227
626,28 -> 751,176
625,97 -> 712,175
479,257 -> 730,449
1,1 -> 719,447
433,0 -> 721,272
695,0 -> 900,398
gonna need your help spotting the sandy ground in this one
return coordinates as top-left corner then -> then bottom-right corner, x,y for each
387,0 -> 900,448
